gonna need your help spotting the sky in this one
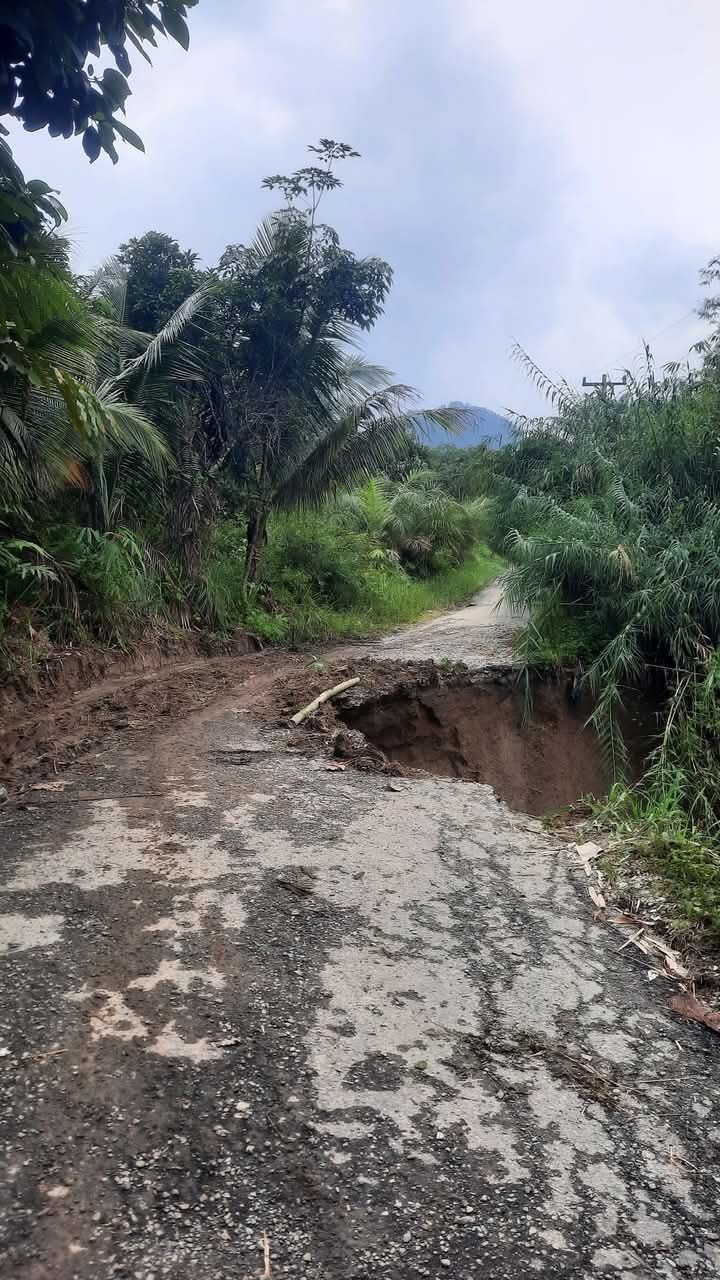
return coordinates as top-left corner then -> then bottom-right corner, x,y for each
10,0 -> 720,417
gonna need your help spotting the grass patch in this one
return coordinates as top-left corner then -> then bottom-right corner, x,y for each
252,545 -> 503,647
587,783 -> 720,957
206,510 -> 502,648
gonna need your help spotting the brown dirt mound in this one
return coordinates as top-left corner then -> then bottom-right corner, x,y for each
0,631 -> 265,790
0,628 -> 259,722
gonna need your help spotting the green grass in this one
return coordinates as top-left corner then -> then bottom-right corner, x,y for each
206,510 -> 502,648
248,545 -> 503,647
588,783 -> 720,953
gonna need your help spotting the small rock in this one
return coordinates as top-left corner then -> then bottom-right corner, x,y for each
576,840 -> 603,862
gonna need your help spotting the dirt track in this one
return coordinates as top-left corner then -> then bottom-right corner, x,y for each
0,583 -> 718,1279
368,579 -> 519,665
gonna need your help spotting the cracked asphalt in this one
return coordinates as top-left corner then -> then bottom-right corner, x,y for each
0,584 -> 718,1279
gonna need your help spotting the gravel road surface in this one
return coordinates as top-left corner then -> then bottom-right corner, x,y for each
369,580 -> 520,666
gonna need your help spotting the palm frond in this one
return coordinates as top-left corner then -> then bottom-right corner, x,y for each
274,385 -> 418,509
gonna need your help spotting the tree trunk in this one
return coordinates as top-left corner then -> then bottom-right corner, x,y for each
243,509 -> 267,586
173,405 -> 206,587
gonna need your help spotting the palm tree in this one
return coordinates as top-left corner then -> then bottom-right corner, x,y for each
197,214 -> 459,585
239,378 -> 459,585
337,471 -> 487,572
0,245 -> 168,527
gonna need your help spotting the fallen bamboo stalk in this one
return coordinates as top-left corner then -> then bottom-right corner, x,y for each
290,677 -> 360,725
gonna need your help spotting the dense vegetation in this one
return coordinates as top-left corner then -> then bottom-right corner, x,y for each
0,135 -> 499,665
449,336 -> 720,945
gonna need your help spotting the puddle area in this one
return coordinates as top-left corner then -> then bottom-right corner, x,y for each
340,673 -> 658,816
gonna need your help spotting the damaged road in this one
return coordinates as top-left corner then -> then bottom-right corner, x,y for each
0,584 -> 719,1279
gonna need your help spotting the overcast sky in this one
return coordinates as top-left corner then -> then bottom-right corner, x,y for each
10,0 -> 720,416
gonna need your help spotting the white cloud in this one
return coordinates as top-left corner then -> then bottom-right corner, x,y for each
453,0 -> 719,398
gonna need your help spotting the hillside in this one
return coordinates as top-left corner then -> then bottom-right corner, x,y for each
423,402 -> 513,448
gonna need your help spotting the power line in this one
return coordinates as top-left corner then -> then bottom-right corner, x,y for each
605,308 -> 698,373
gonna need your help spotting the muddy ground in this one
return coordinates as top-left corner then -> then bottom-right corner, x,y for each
0,583 -> 718,1279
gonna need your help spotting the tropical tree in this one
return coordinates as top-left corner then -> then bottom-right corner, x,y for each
115,231 -> 201,332
210,213 -> 455,584
1,250 -> 165,516
0,138 -> 68,255
0,225 -> 218,533
487,341 -> 720,793
337,472 -> 487,573
158,142 -> 458,587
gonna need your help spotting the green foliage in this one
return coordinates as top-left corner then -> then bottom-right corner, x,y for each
203,508 -> 500,648
486,331 -> 720,939
265,512 -> 367,610
0,1 -> 197,162
424,443 -> 496,500
258,518 -> 500,648
116,231 -> 201,332
45,523 -> 158,639
0,140 -> 67,254
486,347 -> 720,778
0,139 -> 481,665
0,228 -> 213,543
337,473 -> 489,574
592,783 -> 720,947
179,142 -> 461,586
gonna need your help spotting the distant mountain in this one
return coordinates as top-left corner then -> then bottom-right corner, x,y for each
421,402 -> 513,449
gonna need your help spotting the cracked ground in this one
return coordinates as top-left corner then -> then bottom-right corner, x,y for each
0,585 -> 718,1279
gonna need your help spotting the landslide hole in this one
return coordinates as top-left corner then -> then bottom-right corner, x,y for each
339,677 -> 653,817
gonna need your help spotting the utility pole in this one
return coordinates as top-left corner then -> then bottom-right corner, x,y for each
582,374 -> 627,394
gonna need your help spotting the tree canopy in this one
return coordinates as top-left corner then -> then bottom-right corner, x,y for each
116,230 -> 200,331
0,1 -> 197,162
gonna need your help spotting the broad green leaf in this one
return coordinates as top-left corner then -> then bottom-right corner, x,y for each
160,5 -> 190,49
112,119 -> 146,153
102,68 -> 132,109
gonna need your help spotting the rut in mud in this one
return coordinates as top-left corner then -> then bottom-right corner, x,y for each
340,674 -> 656,815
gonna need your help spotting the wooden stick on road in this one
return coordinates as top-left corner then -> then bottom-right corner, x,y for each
290,677 -> 361,725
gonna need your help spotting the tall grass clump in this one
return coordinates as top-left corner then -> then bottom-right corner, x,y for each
482,341 -> 720,942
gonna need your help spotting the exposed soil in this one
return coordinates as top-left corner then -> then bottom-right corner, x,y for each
1,637 -> 660,821
340,676 -> 657,816
0,639 -> 277,791
0,626 -> 259,722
